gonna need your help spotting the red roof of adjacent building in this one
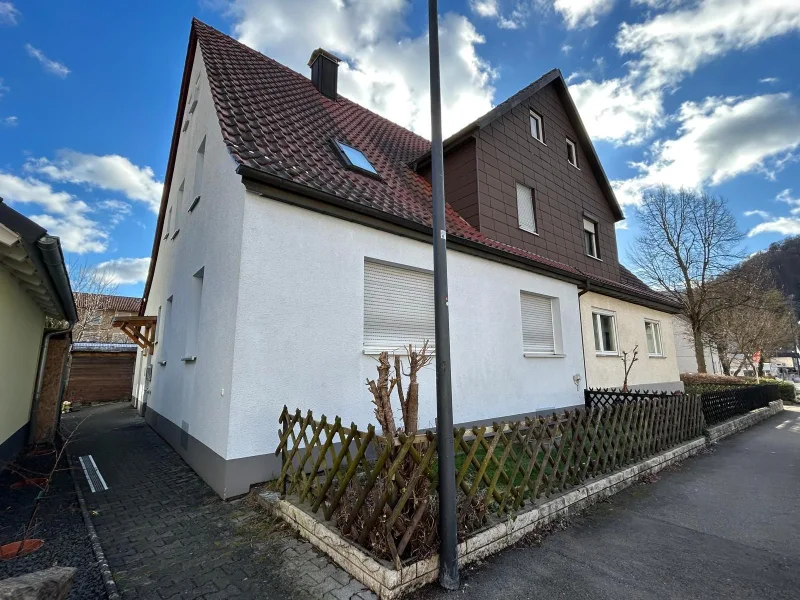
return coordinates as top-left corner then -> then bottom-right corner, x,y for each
143,19 -> 678,312
74,292 -> 141,313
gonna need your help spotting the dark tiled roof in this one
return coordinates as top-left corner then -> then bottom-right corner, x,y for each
193,20 -> 581,277
74,292 -> 141,313
594,266 -> 680,308
143,20 -> 676,311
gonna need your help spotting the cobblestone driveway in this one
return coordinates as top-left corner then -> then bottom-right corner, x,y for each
64,403 -> 376,600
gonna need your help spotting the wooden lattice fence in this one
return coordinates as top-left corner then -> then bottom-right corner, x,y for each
276,395 -> 705,565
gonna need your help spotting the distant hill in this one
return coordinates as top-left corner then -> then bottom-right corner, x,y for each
745,235 -> 800,319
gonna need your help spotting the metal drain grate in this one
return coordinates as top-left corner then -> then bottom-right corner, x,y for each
79,455 -> 109,492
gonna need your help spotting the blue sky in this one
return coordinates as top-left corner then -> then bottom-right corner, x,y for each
1,0 -> 799,297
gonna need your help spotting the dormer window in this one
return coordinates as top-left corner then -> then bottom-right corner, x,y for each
332,140 -> 379,177
529,110 -> 544,143
566,138 -> 578,167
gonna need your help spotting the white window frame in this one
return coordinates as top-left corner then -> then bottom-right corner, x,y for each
645,319 -> 664,357
592,309 -> 618,355
520,292 -> 564,357
516,182 -> 537,234
529,110 -> 544,144
363,259 -> 435,354
583,218 -> 599,259
566,138 -> 578,168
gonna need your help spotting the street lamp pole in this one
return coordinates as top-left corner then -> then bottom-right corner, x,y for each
427,0 -> 459,590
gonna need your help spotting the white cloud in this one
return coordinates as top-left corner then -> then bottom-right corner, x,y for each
759,77 -> 779,84
470,0 -> 498,18
617,0 -> 800,92
0,172 -> 76,213
25,43 -> 70,78
776,188 -> 800,215
98,199 -> 133,226
27,150 -> 163,212
0,78 -> 9,98
31,212 -> 108,254
553,0 -> 615,29
568,77 -> 663,145
0,1 -> 19,25
229,0 -> 496,138
0,171 -> 110,253
561,44 -> 572,54
612,93 -> 800,206
748,217 -> 800,237
569,1 -> 800,145
1,115 -> 17,126
91,257 -> 150,285
743,209 -> 770,219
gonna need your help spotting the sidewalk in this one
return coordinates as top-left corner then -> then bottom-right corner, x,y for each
63,403 -> 375,600
415,406 -> 800,599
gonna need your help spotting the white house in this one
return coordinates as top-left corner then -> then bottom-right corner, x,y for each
130,20 -> 683,498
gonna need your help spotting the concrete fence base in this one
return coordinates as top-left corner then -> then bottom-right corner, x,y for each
260,400 -> 784,599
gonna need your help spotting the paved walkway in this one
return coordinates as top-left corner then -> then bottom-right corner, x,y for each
416,406 -> 800,599
63,403 -> 375,600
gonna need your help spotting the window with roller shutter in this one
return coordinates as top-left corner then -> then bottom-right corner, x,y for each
520,292 -> 556,354
363,259 -> 435,352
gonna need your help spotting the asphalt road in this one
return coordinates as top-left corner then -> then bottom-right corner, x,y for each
416,406 -> 800,600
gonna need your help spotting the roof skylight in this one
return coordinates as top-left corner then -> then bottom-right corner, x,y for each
333,140 -> 378,176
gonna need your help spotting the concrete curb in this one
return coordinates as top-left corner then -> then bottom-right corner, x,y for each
705,400 -> 784,444
66,453 -> 121,600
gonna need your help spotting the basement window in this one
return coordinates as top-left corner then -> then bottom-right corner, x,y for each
332,140 -> 379,177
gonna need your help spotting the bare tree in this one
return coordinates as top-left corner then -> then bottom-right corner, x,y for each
69,258 -> 119,342
620,346 -> 639,392
630,187 -> 746,372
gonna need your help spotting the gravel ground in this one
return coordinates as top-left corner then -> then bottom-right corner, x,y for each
0,445 -> 106,599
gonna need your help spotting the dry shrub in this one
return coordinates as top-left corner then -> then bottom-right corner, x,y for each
332,453 -> 487,564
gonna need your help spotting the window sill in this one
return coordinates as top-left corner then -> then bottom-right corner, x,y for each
586,254 -> 602,262
363,347 -> 436,356
648,354 -> 667,359
188,194 -> 201,213
171,229 -> 180,240
596,352 -> 620,357
568,162 -> 581,170
181,356 -> 197,363
533,138 -> 547,147
519,226 -> 539,236
524,352 -> 565,358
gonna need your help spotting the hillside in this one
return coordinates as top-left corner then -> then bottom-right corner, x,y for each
745,236 -> 800,318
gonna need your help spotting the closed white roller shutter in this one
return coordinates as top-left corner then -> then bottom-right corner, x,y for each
364,260 -> 435,351
520,292 -> 555,354
516,182 -> 536,234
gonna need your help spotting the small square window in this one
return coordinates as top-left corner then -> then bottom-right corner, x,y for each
529,110 -> 544,143
583,218 -> 599,258
645,320 -> 663,356
333,140 -> 379,176
516,182 -> 537,234
566,138 -> 578,167
593,311 -> 617,354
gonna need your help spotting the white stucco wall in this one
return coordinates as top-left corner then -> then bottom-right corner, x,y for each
227,191 -> 587,460
673,315 -> 720,374
0,265 -> 45,446
580,292 -> 681,390
143,43 -> 246,458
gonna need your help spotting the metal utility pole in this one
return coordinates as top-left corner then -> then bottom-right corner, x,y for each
427,0 -> 459,590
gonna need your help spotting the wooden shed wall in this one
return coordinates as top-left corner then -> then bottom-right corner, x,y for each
65,351 -> 135,404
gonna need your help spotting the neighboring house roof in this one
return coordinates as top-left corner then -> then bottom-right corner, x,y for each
71,342 -> 139,353
74,292 -> 141,313
143,19 -> 679,314
0,199 -> 78,322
